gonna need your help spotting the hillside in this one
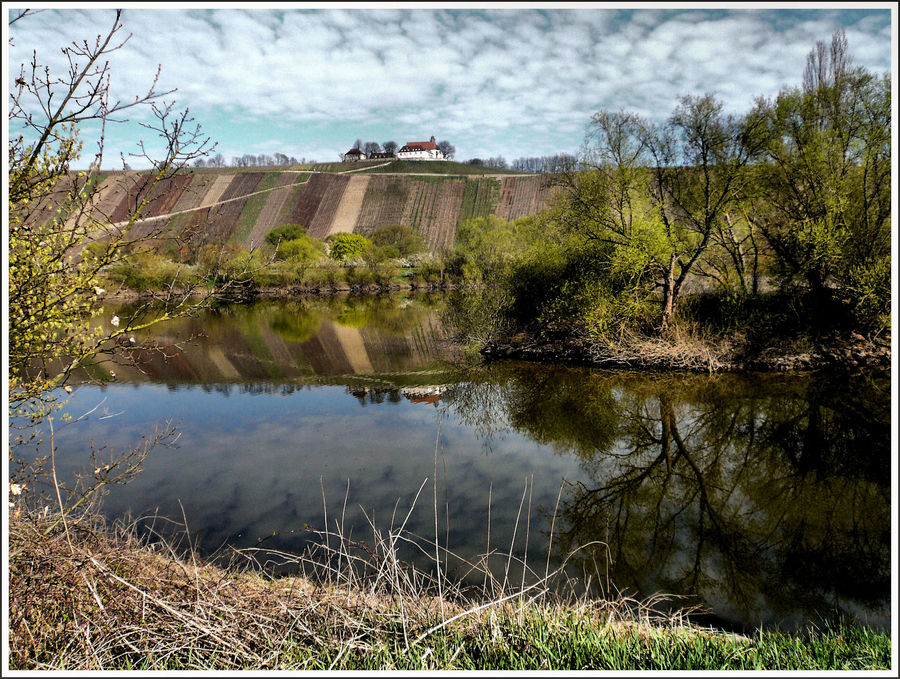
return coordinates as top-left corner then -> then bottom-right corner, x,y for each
86,165 -> 558,252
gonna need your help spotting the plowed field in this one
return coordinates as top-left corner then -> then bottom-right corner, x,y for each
287,173 -> 332,231
35,169 -> 555,255
402,178 -> 464,252
107,174 -> 192,226
189,173 -> 264,246
493,175 -> 557,221
200,174 -> 236,207
458,177 -> 501,225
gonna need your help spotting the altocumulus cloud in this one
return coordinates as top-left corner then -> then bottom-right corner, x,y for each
7,7 -> 892,166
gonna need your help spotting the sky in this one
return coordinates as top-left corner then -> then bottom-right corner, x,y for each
5,4 -> 895,169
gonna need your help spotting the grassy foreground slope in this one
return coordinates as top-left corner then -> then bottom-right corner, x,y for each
9,512 -> 891,671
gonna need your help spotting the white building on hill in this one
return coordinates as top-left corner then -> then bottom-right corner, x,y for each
396,136 -> 444,161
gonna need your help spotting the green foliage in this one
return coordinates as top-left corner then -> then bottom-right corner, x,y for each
274,235 -> 324,264
8,10 -> 214,424
265,223 -> 308,247
841,255 -> 891,330
369,224 -> 426,258
326,232 -> 371,261
105,253 -> 194,292
448,215 -> 541,283
300,261 -> 346,287
507,242 -> 656,342
752,51 -> 890,297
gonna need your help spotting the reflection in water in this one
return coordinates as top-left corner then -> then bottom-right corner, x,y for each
444,366 -> 890,632
28,295 -> 891,633
81,294 -> 458,383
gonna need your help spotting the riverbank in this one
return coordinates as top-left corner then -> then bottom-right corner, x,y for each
8,511 -> 890,670
105,279 -> 455,303
481,328 -> 891,373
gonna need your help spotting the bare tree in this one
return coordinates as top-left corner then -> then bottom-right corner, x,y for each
382,140 -> 398,155
437,140 -> 455,159
363,141 -> 382,156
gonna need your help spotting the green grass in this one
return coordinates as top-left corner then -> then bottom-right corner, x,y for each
47,613 -> 891,671
10,504 -> 890,671
363,159 -> 525,176
284,617 -> 892,671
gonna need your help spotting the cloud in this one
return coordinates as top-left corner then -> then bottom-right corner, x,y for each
7,7 -> 891,167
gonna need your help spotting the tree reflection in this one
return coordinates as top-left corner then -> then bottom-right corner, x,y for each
444,365 -> 890,630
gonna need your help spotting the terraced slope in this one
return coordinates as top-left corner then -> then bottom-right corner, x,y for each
61,168 -> 557,252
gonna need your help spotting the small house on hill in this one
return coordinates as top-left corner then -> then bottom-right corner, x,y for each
368,151 -> 395,160
397,135 -> 444,161
342,148 -> 366,162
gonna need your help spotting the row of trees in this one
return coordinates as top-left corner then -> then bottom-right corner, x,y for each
193,152 -> 312,168
510,154 -> 579,174
465,156 -> 511,169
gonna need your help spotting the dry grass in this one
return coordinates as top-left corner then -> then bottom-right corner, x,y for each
8,501 -> 691,671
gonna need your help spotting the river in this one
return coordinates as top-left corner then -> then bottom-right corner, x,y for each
23,293 -> 891,634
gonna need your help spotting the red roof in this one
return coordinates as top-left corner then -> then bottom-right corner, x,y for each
404,141 -> 439,150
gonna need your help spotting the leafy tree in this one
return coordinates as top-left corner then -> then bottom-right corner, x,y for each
326,232 -> 371,261
565,96 -> 763,333
369,224 -> 425,258
265,223 -> 308,247
751,30 -> 890,316
275,236 -> 323,264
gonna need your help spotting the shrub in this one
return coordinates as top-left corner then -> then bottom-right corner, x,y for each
369,224 -> 426,258
506,241 -> 656,342
275,235 -> 323,264
345,266 -> 376,286
105,252 -> 194,292
265,223 -> 307,247
842,255 -> 890,331
301,261 -> 346,287
326,233 -> 371,261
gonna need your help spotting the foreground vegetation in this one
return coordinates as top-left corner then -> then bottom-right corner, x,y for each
8,510 -> 890,671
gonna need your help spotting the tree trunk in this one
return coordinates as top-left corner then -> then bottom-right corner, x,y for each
661,259 -> 678,335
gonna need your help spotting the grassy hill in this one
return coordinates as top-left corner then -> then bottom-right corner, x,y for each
292,159 -> 525,176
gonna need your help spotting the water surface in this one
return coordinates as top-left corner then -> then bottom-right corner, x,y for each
23,294 -> 891,633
